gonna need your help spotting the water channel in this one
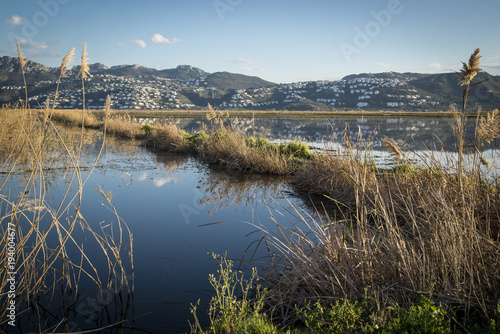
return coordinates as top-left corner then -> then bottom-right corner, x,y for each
2,116 -> 498,333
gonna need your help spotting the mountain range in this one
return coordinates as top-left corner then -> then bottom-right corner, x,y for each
1,56 -> 499,111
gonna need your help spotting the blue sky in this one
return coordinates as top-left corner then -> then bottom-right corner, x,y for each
1,0 -> 499,83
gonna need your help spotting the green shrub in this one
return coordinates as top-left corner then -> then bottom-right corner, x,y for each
184,131 -> 209,148
279,141 -> 313,159
141,124 -> 154,137
386,297 -> 451,333
190,254 -> 278,334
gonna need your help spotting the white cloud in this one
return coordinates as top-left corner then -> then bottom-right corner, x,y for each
429,63 -> 442,70
229,58 -> 255,64
17,37 -> 50,49
118,39 -> 147,48
151,33 -> 182,44
487,54 -> 500,60
5,15 -> 24,25
378,62 -> 390,68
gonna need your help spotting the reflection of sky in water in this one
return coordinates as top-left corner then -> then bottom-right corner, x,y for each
2,118 -> 498,332
1,145 -> 304,333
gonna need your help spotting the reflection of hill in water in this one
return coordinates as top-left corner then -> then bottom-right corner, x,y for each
138,117 -> 493,152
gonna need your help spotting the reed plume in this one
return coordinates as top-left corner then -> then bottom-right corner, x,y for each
76,42 -> 90,80
477,109 -> 500,143
16,42 -> 28,109
16,42 -> 26,69
76,43 -> 90,115
383,136 -> 403,162
457,47 -> 482,86
59,47 -> 75,78
51,48 -> 75,111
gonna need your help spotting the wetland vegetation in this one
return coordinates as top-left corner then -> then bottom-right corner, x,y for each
1,45 -> 499,333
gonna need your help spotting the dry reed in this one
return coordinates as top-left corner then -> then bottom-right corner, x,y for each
0,45 -> 133,332
147,122 -> 187,151
260,124 -> 500,328
105,114 -> 144,139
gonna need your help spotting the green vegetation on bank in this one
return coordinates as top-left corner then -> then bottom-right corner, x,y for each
190,255 -> 500,333
4,44 -> 499,333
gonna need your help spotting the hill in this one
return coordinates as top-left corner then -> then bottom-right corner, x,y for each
0,55 -> 499,111
205,72 -> 275,91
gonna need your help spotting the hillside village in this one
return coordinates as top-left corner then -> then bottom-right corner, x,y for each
0,74 -> 440,110
1,56 -> 499,111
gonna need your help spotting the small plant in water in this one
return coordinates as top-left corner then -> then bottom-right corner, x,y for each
190,253 -> 276,333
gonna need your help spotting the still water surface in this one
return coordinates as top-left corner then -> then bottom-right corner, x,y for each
4,140 -> 302,333
3,116 -> 498,333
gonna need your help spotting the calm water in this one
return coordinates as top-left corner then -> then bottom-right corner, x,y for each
3,139 -> 302,333
3,117 -> 498,333
146,116 -> 499,168
138,116 -> 481,150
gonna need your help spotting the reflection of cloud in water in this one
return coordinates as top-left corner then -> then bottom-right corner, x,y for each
153,177 -> 181,187
137,172 -> 148,181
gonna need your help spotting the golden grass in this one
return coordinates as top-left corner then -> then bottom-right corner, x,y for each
257,122 -> 500,327
478,109 -> 500,143
199,127 -> 294,174
50,109 -> 100,128
0,44 -> 134,331
105,114 -> 144,139
147,122 -> 187,151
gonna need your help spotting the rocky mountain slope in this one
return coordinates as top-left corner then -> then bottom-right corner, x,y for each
1,56 -> 499,111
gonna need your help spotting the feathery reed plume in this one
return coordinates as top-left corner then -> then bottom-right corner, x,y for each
76,42 -> 90,81
104,94 -> 111,117
76,43 -> 90,117
457,48 -> 482,86
477,109 -> 500,143
16,42 -> 26,69
383,136 -> 403,162
51,48 -> 75,112
457,48 -> 488,113
16,42 -> 28,109
59,47 -> 75,78
104,94 -> 112,129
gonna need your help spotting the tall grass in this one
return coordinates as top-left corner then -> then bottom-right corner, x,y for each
253,50 -> 500,331
189,49 -> 500,333
0,45 -> 133,332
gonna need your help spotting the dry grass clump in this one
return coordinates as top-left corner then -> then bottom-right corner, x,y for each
262,159 -> 500,327
105,114 -> 144,139
0,106 -> 134,331
50,109 -> 100,128
199,127 -> 294,175
259,121 -> 500,328
293,154 -> 379,209
477,109 -> 500,143
147,122 -> 188,151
